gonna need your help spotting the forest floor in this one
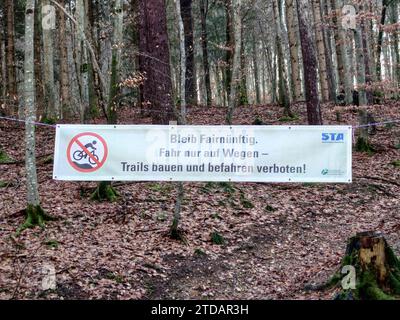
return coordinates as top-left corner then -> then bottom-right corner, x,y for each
1,102 -> 400,300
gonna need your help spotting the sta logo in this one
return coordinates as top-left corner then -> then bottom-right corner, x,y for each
322,133 -> 344,143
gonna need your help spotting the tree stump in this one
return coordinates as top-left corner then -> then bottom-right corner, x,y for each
334,231 -> 400,300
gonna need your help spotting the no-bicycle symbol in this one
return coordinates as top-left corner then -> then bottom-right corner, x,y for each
67,132 -> 108,173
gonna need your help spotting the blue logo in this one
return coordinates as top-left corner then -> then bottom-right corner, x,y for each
322,133 -> 344,143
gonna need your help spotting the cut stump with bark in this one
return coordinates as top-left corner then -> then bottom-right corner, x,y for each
332,231 -> 400,300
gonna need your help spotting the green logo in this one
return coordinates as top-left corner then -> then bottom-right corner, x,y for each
321,169 -> 329,175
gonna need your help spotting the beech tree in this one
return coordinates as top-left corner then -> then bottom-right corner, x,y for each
5,0 -> 17,113
226,0 -> 242,124
285,0 -> 303,103
19,0 -> 53,233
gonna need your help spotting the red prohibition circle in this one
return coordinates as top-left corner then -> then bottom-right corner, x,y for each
67,132 -> 108,173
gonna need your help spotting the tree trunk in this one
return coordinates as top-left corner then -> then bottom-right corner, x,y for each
390,1 -> 400,91
85,0 -> 98,121
225,0 -> 233,99
91,181 -> 119,202
171,181 -> 185,241
226,0 -> 241,125
297,0 -> 323,125
75,0 -> 90,122
334,231 -> 400,300
367,1 -> 377,83
5,0 -> 18,114
360,4 -> 373,105
285,0 -> 303,103
312,0 -> 330,102
239,27 -> 248,106
354,25 -> 368,106
252,32 -> 261,105
170,0 -> 187,241
321,0 -> 337,102
199,0 -> 212,107
139,0 -> 175,124
92,0 -> 124,202
176,0 -> 187,120
274,0 -> 292,116
332,0 -> 352,104
355,109 -> 375,153
0,25 -> 5,108
34,4 -> 45,119
180,0 -> 196,105
376,0 -> 388,82
42,0 -> 59,120
107,0 -> 123,125
58,0 -> 71,119
19,0 -> 52,234
24,1 -> 40,209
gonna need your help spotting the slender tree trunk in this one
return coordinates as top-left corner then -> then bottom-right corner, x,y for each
176,0 -> 187,121
24,0 -> 39,208
34,4 -> 45,119
19,0 -> 54,234
274,0 -> 291,116
239,27 -> 248,106
225,0 -> 233,99
332,0 -> 352,104
276,38 -> 291,114
321,0 -> 337,102
285,0 -> 303,103
382,35 -> 391,80
58,0 -> 71,119
226,0 -> 241,125
85,0 -> 98,120
360,4 -> 373,105
42,0 -> 59,120
367,1 -> 377,83
5,0 -> 18,114
312,0 -> 330,102
297,0 -> 323,125
376,0 -> 388,82
170,0 -> 187,240
0,24 -> 5,108
390,1 -> 400,90
252,33 -> 261,105
75,0 -> 90,122
354,19 -> 368,106
92,0 -> 124,203
107,0 -> 123,124
264,42 -> 277,103
180,0 -> 196,105
261,48 -> 267,103
200,0 -> 212,107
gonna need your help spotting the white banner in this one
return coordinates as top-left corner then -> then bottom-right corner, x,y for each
53,125 -> 352,183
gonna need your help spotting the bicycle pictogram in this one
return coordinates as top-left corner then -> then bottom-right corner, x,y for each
67,132 -> 108,173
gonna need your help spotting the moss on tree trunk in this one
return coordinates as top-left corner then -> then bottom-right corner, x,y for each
355,136 -> 375,153
329,231 -> 400,300
16,204 -> 55,235
91,181 -> 119,202
355,110 -> 375,153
